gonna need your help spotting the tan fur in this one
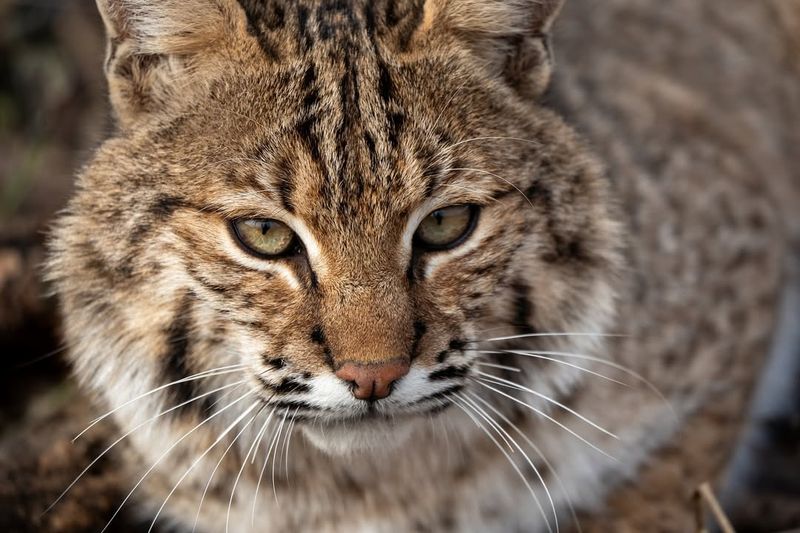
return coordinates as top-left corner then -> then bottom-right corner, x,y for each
44,0 -> 798,531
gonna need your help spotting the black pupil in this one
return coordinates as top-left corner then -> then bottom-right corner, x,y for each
260,221 -> 272,235
433,211 -> 444,225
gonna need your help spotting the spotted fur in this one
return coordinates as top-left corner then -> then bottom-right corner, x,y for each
45,0 -> 797,531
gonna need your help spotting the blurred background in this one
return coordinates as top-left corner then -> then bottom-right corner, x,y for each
0,0 -> 106,430
0,1 -> 798,531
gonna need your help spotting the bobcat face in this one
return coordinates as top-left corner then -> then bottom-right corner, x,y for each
49,0 -> 622,455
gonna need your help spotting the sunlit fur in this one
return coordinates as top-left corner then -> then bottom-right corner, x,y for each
46,0 -> 793,531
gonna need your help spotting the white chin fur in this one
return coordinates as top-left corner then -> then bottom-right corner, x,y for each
301,417 -> 416,456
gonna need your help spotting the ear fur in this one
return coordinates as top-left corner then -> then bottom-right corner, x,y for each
96,0 -> 240,128
416,0 -> 565,98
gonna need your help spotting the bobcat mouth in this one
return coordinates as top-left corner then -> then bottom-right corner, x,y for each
255,365 -> 465,418
300,412 -> 419,455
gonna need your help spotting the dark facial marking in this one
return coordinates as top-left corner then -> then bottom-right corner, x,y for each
317,0 -> 359,40
185,265 -> 231,295
387,111 -> 405,148
411,384 -> 464,406
410,320 -> 427,360
295,116 -> 326,179
297,5 -> 313,51
127,195 -> 184,248
259,376 -> 311,395
391,0 -> 426,51
266,357 -> 286,370
544,235 -> 592,265
310,325 -> 326,345
511,281 -> 536,335
237,0 -> 281,58
378,61 -> 394,102
278,175 -> 295,214
272,399 -> 323,412
150,195 -> 185,218
323,346 -> 335,370
364,131 -> 378,172
436,338 -> 467,364
162,292 -> 214,414
428,365 -> 470,381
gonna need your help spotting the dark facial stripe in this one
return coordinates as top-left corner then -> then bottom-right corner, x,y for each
127,195 -> 184,248
310,325 -> 326,344
295,116 -> 324,173
265,357 -> 286,369
511,281 -> 536,335
258,375 -> 311,395
301,64 -> 317,97
437,338 -> 466,363
309,326 -> 335,369
237,0 -> 281,58
162,292 -> 213,414
272,399 -> 323,412
364,131 -> 378,172
388,0 -> 426,51
387,111 -> 405,148
378,61 -> 394,102
410,320 -> 427,360
296,5 -> 313,51
410,384 -> 464,406
186,265 -> 232,295
425,401 -> 455,416
278,174 -> 295,214
428,365 -> 470,381
317,1 -> 359,40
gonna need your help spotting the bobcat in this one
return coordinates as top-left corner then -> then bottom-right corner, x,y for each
39,0 -> 798,531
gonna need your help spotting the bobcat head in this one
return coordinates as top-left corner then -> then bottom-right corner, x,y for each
48,0 -> 622,455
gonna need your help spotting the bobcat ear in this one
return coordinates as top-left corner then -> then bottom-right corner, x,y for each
414,0 -> 565,98
96,0 -> 239,128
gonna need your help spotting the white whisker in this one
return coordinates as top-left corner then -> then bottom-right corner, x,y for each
449,167 -> 534,209
283,408 -> 299,482
252,408 -> 287,521
467,392 -> 582,533
482,333 -> 624,343
74,364 -> 246,441
452,395 -> 553,533
192,405 -> 274,533
440,136 -> 543,152
474,361 -> 522,373
152,406 -> 261,533
473,379 -> 617,462
479,350 -> 628,386
251,407 -> 277,465
461,394 -> 559,533
45,380 -> 245,516
270,410 -> 290,502
100,391 -> 257,533
504,349 -> 677,419
476,371 -> 617,439
225,408 -> 270,533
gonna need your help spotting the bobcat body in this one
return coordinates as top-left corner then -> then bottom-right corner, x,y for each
42,0 -> 799,531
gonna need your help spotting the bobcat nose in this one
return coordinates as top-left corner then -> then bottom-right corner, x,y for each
335,360 -> 410,401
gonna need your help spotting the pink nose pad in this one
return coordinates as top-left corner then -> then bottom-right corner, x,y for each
334,360 -> 410,401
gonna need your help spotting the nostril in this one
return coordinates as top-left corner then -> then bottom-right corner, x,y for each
334,360 -> 410,401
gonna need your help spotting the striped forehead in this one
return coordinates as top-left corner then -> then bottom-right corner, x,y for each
236,0 -> 426,54
238,1 -> 437,233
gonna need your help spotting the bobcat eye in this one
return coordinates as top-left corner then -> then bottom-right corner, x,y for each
414,205 -> 478,250
232,219 -> 297,257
